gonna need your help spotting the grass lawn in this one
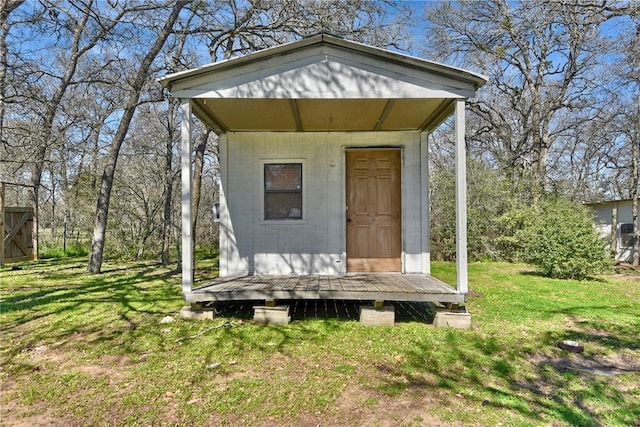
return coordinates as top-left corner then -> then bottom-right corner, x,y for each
1,258 -> 638,426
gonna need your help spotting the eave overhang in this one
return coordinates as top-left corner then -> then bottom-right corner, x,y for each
159,33 -> 487,133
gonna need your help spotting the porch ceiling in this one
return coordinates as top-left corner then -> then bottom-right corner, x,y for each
194,97 -> 452,133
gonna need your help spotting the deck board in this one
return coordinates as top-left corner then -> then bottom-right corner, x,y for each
188,273 -> 466,304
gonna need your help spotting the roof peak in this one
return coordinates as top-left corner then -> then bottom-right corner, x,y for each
303,32 -> 344,40
158,34 -> 487,90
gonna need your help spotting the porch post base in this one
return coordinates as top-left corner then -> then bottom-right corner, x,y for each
359,305 -> 395,327
433,307 -> 471,329
180,304 -> 215,320
253,305 -> 290,325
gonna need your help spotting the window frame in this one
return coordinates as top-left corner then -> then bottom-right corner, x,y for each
260,159 -> 306,224
620,223 -> 635,247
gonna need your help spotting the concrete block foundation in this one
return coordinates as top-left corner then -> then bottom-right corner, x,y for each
433,308 -> 471,329
253,305 -> 291,325
180,305 -> 216,320
359,305 -> 395,327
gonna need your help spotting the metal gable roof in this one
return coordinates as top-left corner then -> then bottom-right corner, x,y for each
159,33 -> 487,133
159,33 -> 486,91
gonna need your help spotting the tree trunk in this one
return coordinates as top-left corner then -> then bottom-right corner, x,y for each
28,184 -> 38,260
87,1 -> 188,273
161,101 -> 177,266
530,97 -> 549,204
191,129 -> 211,251
633,94 -> 639,266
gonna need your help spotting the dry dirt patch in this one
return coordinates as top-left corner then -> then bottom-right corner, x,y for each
534,353 -> 640,376
19,342 -> 134,379
1,341 -> 139,426
0,383 -> 76,427
330,385 -> 449,427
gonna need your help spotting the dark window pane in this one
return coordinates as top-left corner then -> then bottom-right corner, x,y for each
264,163 -> 303,220
265,192 -> 302,219
621,223 -> 636,246
265,164 -> 301,191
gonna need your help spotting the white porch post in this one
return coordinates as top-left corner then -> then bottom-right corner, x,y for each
180,99 -> 194,295
420,132 -> 431,274
454,99 -> 468,294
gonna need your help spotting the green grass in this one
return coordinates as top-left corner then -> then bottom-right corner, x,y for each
1,258 -> 638,426
39,243 -> 90,259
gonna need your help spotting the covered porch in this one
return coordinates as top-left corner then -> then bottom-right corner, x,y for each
159,34 -> 486,324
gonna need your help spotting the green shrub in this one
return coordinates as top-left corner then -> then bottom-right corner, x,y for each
515,198 -> 611,279
495,203 -> 534,262
430,155 -> 515,261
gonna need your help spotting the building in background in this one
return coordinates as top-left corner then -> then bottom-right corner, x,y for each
587,198 -> 639,263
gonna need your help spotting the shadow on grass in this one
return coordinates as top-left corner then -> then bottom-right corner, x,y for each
1,259 -> 184,365
2,269 -> 175,317
543,319 -> 640,352
375,313 -> 640,426
1,257 -> 437,379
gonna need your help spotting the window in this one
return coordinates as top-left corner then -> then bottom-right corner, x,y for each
264,163 -> 302,220
620,223 -> 635,247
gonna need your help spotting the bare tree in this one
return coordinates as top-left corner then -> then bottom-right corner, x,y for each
0,0 -> 24,145
160,98 -> 179,266
3,0 -> 124,257
627,34 -> 639,267
424,0 -> 637,201
611,16 -> 640,265
87,1 -> 189,273
4,0 -> 414,267
2,0 -> 170,258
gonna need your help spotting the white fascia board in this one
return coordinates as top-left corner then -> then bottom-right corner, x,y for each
170,87 -> 470,100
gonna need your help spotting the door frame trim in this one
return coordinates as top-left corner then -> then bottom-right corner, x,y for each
343,146 -> 404,273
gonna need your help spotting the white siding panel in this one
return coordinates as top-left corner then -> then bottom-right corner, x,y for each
225,134 -> 252,275
251,134 -> 266,273
617,200 -> 633,223
220,131 -> 427,276
327,133 -> 345,273
402,132 -> 423,273
420,133 -> 431,274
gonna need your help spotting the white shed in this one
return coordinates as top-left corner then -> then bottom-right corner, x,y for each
159,34 -> 486,323
587,198 -> 639,263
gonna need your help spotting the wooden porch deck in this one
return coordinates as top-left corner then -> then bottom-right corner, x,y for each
187,273 -> 466,304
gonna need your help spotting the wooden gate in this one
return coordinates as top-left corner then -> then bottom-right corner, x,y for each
1,182 -> 37,266
2,207 -> 34,264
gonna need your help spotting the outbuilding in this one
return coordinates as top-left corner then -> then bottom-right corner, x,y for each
587,197 -> 639,263
159,34 -> 486,325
